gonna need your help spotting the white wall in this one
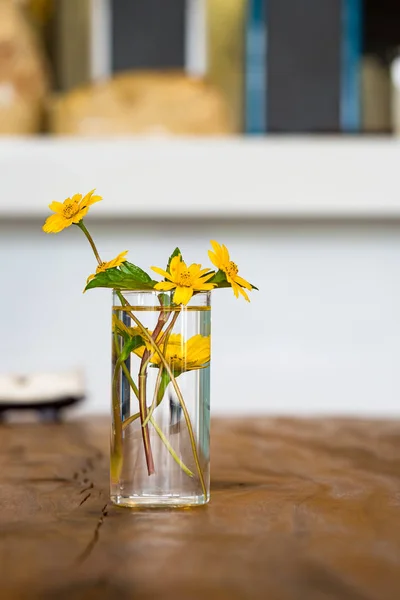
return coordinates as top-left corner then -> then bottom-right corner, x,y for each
1,217 -> 400,416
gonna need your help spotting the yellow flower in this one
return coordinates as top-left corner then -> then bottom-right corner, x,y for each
208,240 -> 252,302
43,189 -> 102,234
151,255 -> 215,305
87,251 -> 128,282
134,332 -> 210,373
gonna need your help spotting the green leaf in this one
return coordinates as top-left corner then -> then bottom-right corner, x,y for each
208,269 -> 227,287
166,247 -> 181,274
119,261 -> 154,285
113,316 -> 147,350
120,335 -> 144,361
85,267 -> 156,292
156,370 -> 171,404
157,292 -> 172,307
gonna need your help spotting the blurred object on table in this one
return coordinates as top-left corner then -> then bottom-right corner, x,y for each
206,0 -> 246,133
6,0 -> 400,138
25,0 -> 53,26
0,369 -> 85,422
50,0 -> 187,93
112,0 -> 185,72
0,0 -> 49,134
361,55 -> 391,133
246,0 -> 362,134
53,0 -> 91,92
49,71 -> 233,136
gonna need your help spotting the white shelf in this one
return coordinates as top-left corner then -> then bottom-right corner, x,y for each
1,136 -> 400,219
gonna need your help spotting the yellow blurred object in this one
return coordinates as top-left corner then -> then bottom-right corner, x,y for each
49,71 -> 234,136
207,0 -> 246,133
0,0 -> 49,134
361,55 -> 391,133
27,0 -> 53,24
55,0 -> 91,92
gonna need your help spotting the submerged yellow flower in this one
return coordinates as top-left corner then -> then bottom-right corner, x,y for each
43,189 -> 102,234
134,332 -> 210,373
87,251 -> 128,282
208,240 -> 252,302
151,255 -> 215,305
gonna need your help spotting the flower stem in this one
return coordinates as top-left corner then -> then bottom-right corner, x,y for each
113,331 -> 154,476
119,361 -> 193,476
76,220 -> 102,266
116,291 -> 207,499
111,331 -> 123,482
137,310 -> 169,475
118,358 -> 155,475
122,410 -> 140,429
142,367 -> 164,429
142,310 -> 179,428
138,372 -> 155,475
149,417 -> 194,478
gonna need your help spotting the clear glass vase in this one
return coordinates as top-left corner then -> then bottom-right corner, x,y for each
110,290 -> 211,507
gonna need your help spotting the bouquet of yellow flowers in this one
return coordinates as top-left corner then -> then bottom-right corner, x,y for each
43,190 -> 257,508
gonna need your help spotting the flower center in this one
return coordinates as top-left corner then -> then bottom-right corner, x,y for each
178,270 -> 193,287
169,354 -> 184,369
226,261 -> 238,278
62,200 -> 80,219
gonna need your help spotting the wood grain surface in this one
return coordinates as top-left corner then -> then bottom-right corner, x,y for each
0,417 -> 399,600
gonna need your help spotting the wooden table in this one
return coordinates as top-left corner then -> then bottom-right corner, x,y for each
1,418 -> 399,600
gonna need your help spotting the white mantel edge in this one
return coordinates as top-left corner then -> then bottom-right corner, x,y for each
0,136 -> 399,220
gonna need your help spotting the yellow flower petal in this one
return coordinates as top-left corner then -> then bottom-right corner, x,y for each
196,283 -> 215,291
154,281 -> 176,291
170,255 -> 183,277
48,201 -> 65,214
71,207 -> 89,223
134,345 -> 146,359
151,266 -> 174,281
238,286 -> 250,302
104,250 -> 128,270
198,267 -> 213,277
221,244 -> 230,263
89,250 -> 129,281
173,286 -> 193,305
208,250 -> 219,269
80,189 -> 102,208
235,275 -> 252,290
43,213 -> 73,233
195,271 -> 215,284
210,240 -> 222,255
230,281 -> 240,298
188,263 -> 202,277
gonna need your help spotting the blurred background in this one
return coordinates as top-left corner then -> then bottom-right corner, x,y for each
0,0 -> 400,417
